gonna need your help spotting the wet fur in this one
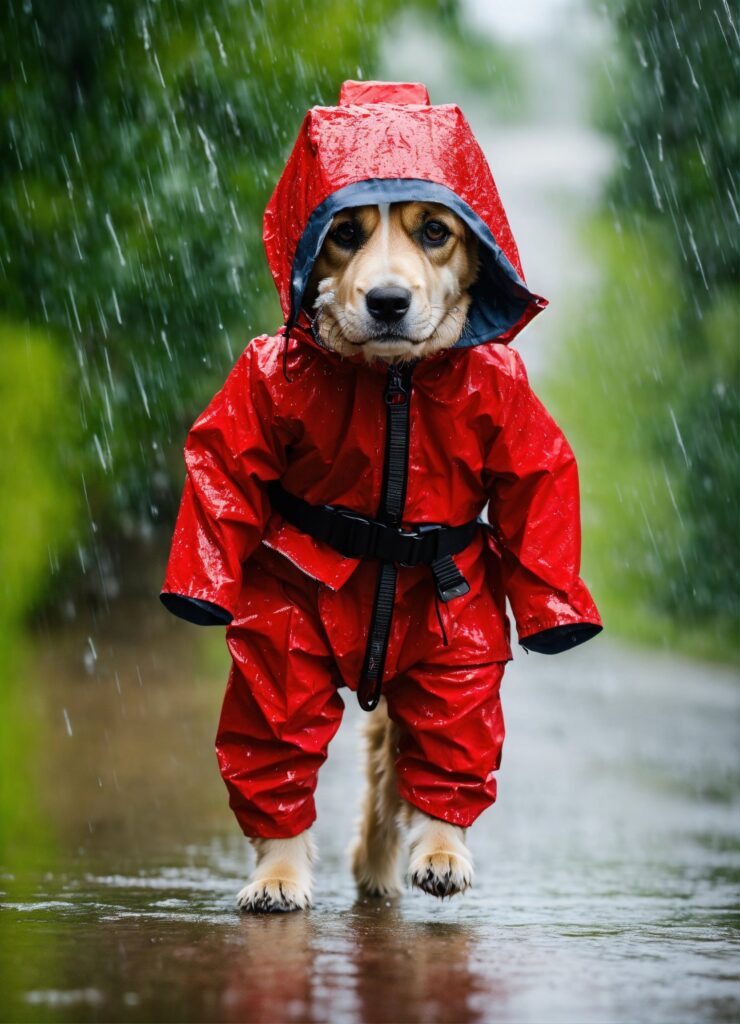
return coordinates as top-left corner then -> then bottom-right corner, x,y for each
238,202 -> 478,912
349,699 -> 404,897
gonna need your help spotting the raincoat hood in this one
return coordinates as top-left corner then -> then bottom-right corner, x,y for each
263,80 -> 548,347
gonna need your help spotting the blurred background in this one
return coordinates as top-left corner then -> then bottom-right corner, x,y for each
1,1 -> 738,1022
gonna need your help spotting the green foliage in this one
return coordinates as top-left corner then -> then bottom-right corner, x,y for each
0,0 -> 446,545
0,323 -> 71,882
562,0 -> 739,655
671,295 -> 739,625
0,323 -> 79,637
599,1 -> 738,294
548,220 -> 737,663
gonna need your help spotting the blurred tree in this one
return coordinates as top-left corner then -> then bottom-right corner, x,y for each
603,1 -> 738,294
0,0 -> 452,607
595,0 -> 738,638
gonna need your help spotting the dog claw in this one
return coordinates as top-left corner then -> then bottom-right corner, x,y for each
412,867 -> 459,898
409,853 -> 473,899
236,879 -> 310,913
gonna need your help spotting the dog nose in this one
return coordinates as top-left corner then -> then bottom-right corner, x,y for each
366,286 -> 412,322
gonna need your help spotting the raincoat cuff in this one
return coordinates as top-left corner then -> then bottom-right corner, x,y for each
518,621 -> 602,655
160,592 -> 233,626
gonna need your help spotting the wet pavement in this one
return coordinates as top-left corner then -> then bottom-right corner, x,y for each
1,606 -> 738,1023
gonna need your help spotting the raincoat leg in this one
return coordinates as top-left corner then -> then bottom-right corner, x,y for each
215,562 -> 344,839
386,661 -> 506,829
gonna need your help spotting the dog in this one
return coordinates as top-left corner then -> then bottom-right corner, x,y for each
236,201 -> 480,911
160,81 -> 601,915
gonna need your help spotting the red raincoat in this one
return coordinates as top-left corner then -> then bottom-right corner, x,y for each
161,81 -> 601,838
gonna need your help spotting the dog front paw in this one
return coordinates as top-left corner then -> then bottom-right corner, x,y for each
236,877 -> 310,913
237,832 -> 315,913
409,850 -> 473,898
407,810 -> 474,899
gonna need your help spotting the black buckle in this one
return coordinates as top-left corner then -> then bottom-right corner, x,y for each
431,554 -> 471,603
398,524 -> 440,567
437,578 -> 470,602
270,483 -> 475,582
324,511 -> 438,566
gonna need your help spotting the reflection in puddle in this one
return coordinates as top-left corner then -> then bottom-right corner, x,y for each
8,886 -> 492,1024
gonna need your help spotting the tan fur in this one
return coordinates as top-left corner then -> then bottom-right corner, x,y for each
349,698 -> 404,896
306,201 -> 479,363
406,808 -> 474,898
237,831 -> 315,912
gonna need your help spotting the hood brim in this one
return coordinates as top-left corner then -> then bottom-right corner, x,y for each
287,178 -> 547,347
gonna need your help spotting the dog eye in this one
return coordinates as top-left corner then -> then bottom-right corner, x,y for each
331,222 -> 359,248
422,220 -> 450,245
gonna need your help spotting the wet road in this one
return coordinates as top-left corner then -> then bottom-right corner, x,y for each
2,606 -> 738,1023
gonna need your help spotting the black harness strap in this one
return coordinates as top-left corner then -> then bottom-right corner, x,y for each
381,365 -> 413,523
358,561 -> 398,709
430,554 -> 471,603
357,364 -> 413,711
267,484 -> 477,568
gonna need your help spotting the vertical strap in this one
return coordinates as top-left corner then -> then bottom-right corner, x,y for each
357,562 -> 398,711
357,364 -> 413,711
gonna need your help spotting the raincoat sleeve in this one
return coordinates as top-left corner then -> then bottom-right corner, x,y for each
160,344 -> 288,626
484,349 -> 602,654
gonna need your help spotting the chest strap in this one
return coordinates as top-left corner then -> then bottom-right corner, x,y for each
268,482 -> 477,580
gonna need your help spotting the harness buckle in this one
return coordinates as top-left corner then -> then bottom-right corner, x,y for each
437,579 -> 470,602
431,553 -> 471,603
398,523 -> 440,567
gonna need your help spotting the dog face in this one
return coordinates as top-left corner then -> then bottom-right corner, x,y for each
305,202 -> 479,362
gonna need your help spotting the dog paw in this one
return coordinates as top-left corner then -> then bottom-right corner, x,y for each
236,877 -> 310,913
406,810 -> 474,899
409,849 -> 473,898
